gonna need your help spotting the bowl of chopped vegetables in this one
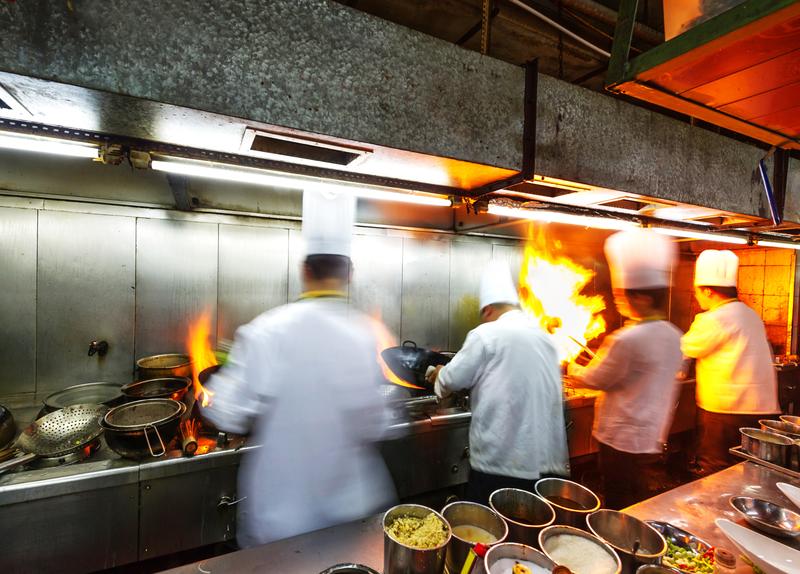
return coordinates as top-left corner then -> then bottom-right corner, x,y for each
645,521 -> 714,574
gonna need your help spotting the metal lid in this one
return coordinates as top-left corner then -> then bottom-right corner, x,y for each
43,382 -> 123,411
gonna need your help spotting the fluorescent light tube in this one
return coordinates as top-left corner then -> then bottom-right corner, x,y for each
488,204 -> 638,231
151,158 -> 452,207
652,227 -> 747,245
0,132 -> 99,159
757,240 -> 800,250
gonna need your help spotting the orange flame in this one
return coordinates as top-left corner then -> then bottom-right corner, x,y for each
519,226 -> 607,363
186,311 -> 217,407
368,314 -> 424,390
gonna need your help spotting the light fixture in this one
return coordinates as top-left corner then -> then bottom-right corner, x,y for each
757,239 -> 800,250
151,157 -> 452,207
0,131 -> 99,159
652,227 -> 748,245
487,204 -> 638,231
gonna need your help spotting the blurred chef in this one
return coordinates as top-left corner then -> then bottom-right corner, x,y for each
682,249 -> 779,475
426,259 -> 569,504
204,187 -> 396,547
568,229 -> 683,509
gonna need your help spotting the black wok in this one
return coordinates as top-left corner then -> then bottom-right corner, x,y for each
380,340 -> 452,389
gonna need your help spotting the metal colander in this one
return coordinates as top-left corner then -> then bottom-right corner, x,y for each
17,404 -> 107,457
104,399 -> 184,430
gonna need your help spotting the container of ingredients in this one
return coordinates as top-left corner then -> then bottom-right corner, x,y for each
534,478 -> 600,530
483,542 -> 556,574
587,510 -> 667,573
383,504 -> 451,574
442,501 -> 508,574
739,427 -> 793,467
539,524 -> 621,574
489,488 -> 555,548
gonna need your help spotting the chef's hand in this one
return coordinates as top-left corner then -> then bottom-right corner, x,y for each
425,365 -> 444,386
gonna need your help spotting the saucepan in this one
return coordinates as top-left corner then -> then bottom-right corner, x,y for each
381,340 -> 452,389
102,399 -> 185,458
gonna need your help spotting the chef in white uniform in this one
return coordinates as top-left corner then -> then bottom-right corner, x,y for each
682,249 -> 780,475
426,259 -> 569,504
568,229 -> 683,509
204,187 -> 396,547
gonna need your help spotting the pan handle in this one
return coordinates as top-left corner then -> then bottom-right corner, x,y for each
143,424 -> 167,457
0,452 -> 37,475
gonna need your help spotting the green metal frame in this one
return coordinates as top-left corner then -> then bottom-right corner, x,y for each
607,0 -> 800,87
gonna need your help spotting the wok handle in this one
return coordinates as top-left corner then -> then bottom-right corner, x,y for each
143,424 -> 166,457
401,340 -> 418,349
0,452 -> 37,475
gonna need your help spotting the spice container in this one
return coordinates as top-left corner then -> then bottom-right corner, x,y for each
714,548 -> 736,574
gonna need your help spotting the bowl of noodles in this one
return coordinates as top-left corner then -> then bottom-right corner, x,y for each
383,504 -> 451,574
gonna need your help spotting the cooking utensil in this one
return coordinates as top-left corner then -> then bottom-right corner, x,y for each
483,542 -> 556,574
121,377 -> 192,403
135,353 -> 192,380
781,415 -> 800,427
0,404 -> 15,450
42,382 -> 125,414
489,488 -> 555,547
102,399 -> 185,459
381,341 -> 452,389
318,565 -> 380,574
0,404 -> 107,474
534,477 -> 600,530
538,524 -> 622,574
635,567 -> 681,574
760,419 -> 800,440
567,335 -> 596,359
740,428 -> 794,467
383,504 -> 451,574
442,501 -> 508,574
587,510 -> 666,573
729,496 -> 800,538
645,521 -> 712,574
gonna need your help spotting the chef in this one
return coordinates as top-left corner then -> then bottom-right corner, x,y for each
568,229 -> 683,509
681,249 -> 780,476
426,259 -> 569,504
204,187 -> 396,547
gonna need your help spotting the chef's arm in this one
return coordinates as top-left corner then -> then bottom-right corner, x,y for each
567,334 -> 628,390
681,314 -> 725,359
203,326 -> 266,435
434,331 -> 485,399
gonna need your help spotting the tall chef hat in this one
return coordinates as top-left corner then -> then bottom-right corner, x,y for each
604,229 -> 677,290
694,249 -> 739,287
302,186 -> 356,258
479,259 -> 520,310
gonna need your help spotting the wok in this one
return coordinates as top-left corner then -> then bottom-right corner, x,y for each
102,399 -> 186,459
121,377 -> 192,404
0,404 -> 107,474
381,340 -> 452,389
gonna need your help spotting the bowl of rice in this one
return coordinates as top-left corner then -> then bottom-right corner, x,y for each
383,504 -> 452,574
538,525 -> 622,574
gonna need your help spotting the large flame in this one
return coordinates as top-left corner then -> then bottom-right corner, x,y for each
368,314 -> 424,390
519,226 -> 607,363
186,311 -> 217,408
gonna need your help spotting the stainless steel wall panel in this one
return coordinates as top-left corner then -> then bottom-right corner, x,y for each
401,238 -> 451,350
217,225 -> 289,341
492,243 -> 524,281
350,234 -> 403,337
135,218 -> 218,359
287,229 -> 304,302
449,240 -> 492,350
0,207 -> 36,396
37,211 -> 136,392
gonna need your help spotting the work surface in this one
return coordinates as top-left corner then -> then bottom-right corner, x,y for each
163,462 -> 800,574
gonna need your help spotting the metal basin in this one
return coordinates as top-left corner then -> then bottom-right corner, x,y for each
539,524 -> 622,574
121,377 -> 192,404
383,504 -> 451,574
42,382 -> 125,413
135,353 -> 192,380
645,521 -> 712,574
442,501 -> 508,574
587,510 -> 667,574
729,496 -> 800,539
760,419 -> 800,440
636,566 -> 682,574
534,478 -> 600,530
483,542 -> 556,574
740,427 -> 794,467
489,488 -> 555,548
782,415 -> 800,427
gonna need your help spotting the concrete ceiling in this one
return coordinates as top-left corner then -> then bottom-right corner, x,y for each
336,0 -> 664,91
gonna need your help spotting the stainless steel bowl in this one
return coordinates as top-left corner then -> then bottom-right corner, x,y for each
729,496 -> 800,538
318,565 -> 380,574
760,419 -> 800,440
442,501 -> 508,574
135,353 -> 192,380
534,478 -> 600,530
740,427 -> 794,466
587,510 -> 667,573
645,521 -> 712,574
636,566 -> 682,574
383,504 -> 451,574
489,488 -> 555,547
782,415 -> 800,427
539,525 -> 622,574
483,542 -> 556,574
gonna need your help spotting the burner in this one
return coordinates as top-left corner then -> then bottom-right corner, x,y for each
27,437 -> 101,469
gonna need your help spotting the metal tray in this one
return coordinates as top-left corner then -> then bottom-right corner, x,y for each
730,446 -> 800,479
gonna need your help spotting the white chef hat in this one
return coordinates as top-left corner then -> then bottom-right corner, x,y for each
694,249 -> 739,287
604,229 -> 676,289
302,186 -> 355,257
480,259 -> 520,310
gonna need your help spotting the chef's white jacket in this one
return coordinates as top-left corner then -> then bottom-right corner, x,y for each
681,300 -> 779,415
204,297 -> 397,548
568,320 -> 684,454
435,309 -> 569,479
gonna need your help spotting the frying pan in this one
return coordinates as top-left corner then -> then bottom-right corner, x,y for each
381,340 -> 452,389
0,404 -> 107,475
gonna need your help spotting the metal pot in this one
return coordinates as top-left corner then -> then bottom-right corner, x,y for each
740,427 -> 794,467
534,478 -> 600,530
381,341 -> 452,389
483,542 -> 556,574
539,524 -> 622,574
760,419 -> 800,439
383,504 -> 451,574
121,377 -> 192,404
489,488 -> 555,548
442,501 -> 508,574
42,382 -> 125,414
102,399 -> 186,459
587,510 -> 667,574
135,353 -> 192,380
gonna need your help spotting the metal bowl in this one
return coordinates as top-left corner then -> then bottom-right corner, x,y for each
382,504 -> 451,574
740,427 -> 794,467
534,478 -> 600,529
782,415 -> 800,427
636,566 -> 682,574
442,501 -> 508,574
645,521 -> 712,574
318,565 -> 380,574
135,353 -> 192,380
587,510 -> 667,572
760,419 -> 800,440
484,542 -> 556,574
43,382 -> 125,413
489,488 -> 555,547
729,496 -> 800,539
539,524 -> 621,574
